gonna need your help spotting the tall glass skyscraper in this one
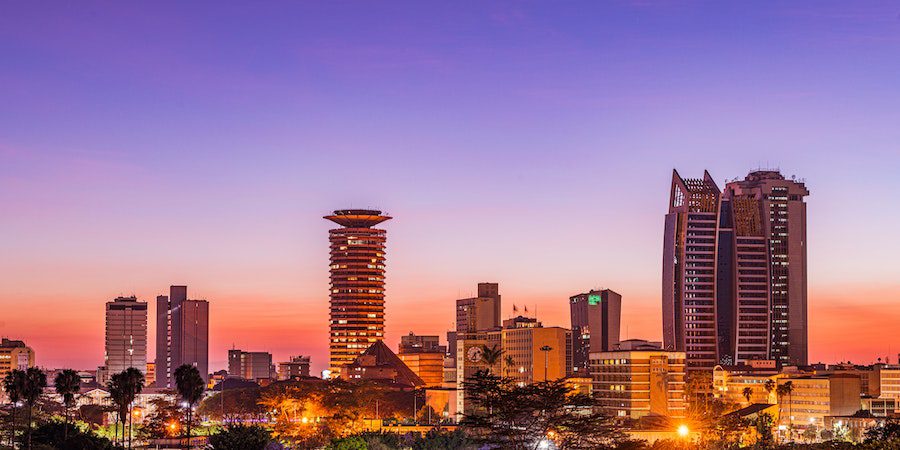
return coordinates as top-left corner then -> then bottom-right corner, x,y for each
662,169 -> 809,370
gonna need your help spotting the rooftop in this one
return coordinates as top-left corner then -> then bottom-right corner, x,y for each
324,209 -> 392,228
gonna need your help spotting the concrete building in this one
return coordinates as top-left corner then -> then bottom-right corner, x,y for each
145,362 -> 155,387
591,350 -> 687,419
455,330 -> 501,415
777,374 -> 861,428
456,282 -> 501,335
104,296 -> 148,382
399,332 -> 445,354
398,352 -> 444,387
712,364 -> 781,406
570,289 -> 622,375
155,285 -> 209,387
228,349 -> 274,381
878,366 -> 900,401
325,209 -> 391,377
662,169 -> 809,370
277,356 -> 311,380
0,338 -> 34,379
397,333 -> 445,387
500,316 -> 572,384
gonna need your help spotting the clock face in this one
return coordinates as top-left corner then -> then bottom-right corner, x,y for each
467,346 -> 484,363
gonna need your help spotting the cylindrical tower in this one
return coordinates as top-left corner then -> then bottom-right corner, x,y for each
324,209 -> 392,377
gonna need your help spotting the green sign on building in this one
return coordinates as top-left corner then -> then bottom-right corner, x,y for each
588,294 -> 602,305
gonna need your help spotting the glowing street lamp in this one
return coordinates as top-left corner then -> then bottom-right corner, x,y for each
677,424 -> 690,438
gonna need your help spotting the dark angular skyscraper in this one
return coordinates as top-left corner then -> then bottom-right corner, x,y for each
155,285 -> 209,387
725,171 -> 809,366
662,169 -> 809,370
324,209 -> 391,377
569,289 -> 622,375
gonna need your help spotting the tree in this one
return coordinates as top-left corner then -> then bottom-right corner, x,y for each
21,367 -> 47,450
742,386 -> 753,404
138,398 -> 192,440
208,424 -> 273,450
54,369 -> 81,441
763,379 -> 775,403
174,364 -> 205,446
28,420 -> 118,450
461,370 -> 626,449
121,368 -> 144,449
754,413 -> 774,449
107,372 -> 125,445
776,381 -> 794,441
865,418 -> 900,443
479,344 -> 504,373
3,369 -> 26,448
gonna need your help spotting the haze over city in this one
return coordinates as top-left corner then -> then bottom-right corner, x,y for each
2,2 -> 899,375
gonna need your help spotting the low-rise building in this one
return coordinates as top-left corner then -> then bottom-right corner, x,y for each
277,356 -> 311,380
0,338 -> 34,380
228,349 -> 274,381
591,350 -> 686,419
777,373 -> 862,428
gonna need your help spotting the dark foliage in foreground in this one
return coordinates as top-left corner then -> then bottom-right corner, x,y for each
461,370 -> 627,449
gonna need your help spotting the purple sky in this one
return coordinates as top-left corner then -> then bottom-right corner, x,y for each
2,2 -> 899,372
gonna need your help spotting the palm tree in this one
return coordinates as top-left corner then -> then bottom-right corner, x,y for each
764,379 -> 775,403
108,372 -> 127,446
121,368 -> 145,450
2,370 -> 25,448
503,355 -> 515,377
783,381 -> 794,438
54,369 -> 81,441
174,364 -> 205,447
776,381 -> 795,442
742,386 -> 753,404
479,344 -> 504,374
21,367 -> 47,450
107,368 -> 145,449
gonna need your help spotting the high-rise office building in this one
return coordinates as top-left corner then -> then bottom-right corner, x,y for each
228,349 -> 274,381
456,282 -> 501,335
662,169 -> 809,370
570,289 -> 622,375
724,170 -> 809,366
155,285 -> 209,387
325,209 -> 391,377
104,296 -> 148,378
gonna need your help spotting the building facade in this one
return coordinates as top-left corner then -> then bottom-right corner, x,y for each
277,356 -> 311,380
325,209 -> 391,377
104,296 -> 148,381
662,169 -> 809,370
570,289 -> 622,375
591,350 -> 687,419
500,316 -> 572,384
228,349 -> 274,381
155,285 -> 209,387
0,338 -> 34,380
777,374 -> 861,427
456,283 -> 502,335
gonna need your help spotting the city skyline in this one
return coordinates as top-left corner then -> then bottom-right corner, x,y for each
2,2 -> 900,374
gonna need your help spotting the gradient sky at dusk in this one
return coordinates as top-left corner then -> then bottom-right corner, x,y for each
2,2 -> 899,373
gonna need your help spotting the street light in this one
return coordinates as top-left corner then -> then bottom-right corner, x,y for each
677,424 -> 690,437
540,345 -> 553,381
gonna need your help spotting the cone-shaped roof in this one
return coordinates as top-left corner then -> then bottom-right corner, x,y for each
352,340 -> 425,387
